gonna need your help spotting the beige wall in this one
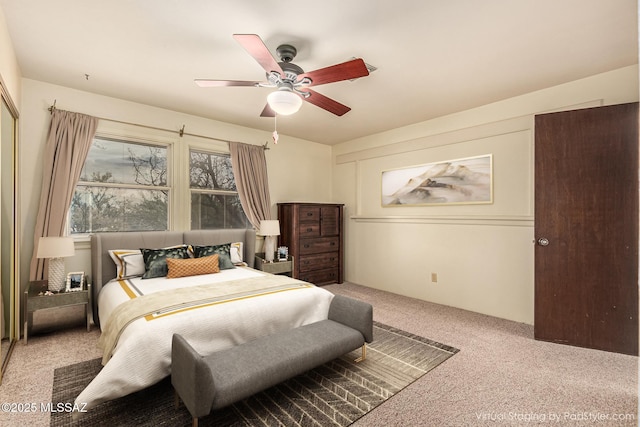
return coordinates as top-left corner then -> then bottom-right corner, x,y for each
19,79 -> 332,291
0,6 -> 21,108
332,65 -> 639,324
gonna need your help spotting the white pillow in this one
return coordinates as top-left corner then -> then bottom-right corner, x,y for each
108,249 -> 145,279
230,241 -> 244,265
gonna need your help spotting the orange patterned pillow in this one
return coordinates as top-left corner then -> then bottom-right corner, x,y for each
166,254 -> 220,278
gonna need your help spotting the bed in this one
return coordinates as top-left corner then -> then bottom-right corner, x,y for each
76,229 -> 335,411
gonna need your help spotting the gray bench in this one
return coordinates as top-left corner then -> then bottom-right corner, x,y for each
171,295 -> 373,426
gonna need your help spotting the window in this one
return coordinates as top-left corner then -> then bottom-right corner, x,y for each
69,137 -> 169,233
69,135 -> 250,234
189,150 -> 250,229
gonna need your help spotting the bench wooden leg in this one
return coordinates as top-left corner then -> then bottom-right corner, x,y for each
354,343 -> 367,362
175,389 -> 198,426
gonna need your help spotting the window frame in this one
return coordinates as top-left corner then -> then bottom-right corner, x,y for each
68,122 -> 250,238
188,148 -> 250,230
69,128 -> 175,237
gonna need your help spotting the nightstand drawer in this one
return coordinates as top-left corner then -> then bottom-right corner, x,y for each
299,252 -> 339,273
299,237 -> 339,255
27,291 -> 88,311
254,253 -> 293,276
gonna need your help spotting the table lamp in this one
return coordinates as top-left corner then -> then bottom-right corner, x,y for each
259,220 -> 280,263
37,236 -> 75,292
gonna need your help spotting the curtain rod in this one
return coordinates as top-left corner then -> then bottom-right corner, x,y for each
47,100 -> 270,150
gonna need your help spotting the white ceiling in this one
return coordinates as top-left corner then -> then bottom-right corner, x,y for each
1,0 -> 637,145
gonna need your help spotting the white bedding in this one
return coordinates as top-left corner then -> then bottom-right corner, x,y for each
75,267 -> 334,410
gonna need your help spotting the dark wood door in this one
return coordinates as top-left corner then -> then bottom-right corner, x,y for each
534,102 -> 638,355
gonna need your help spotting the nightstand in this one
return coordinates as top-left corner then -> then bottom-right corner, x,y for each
23,280 -> 91,344
254,253 -> 294,277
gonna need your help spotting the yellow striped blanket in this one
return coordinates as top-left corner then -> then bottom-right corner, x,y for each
98,274 -> 312,364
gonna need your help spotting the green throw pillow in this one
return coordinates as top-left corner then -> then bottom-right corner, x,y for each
140,246 -> 190,279
192,244 -> 235,270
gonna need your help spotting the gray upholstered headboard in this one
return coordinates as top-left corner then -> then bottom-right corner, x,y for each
90,229 -> 256,325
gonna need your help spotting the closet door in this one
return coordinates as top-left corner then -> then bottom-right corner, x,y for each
534,103 -> 638,355
1,91 -> 19,382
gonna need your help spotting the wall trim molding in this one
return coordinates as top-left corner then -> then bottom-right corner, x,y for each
350,214 -> 534,227
337,115 -> 532,165
336,99 -> 604,165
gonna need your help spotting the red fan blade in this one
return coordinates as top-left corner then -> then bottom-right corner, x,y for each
194,79 -> 261,87
260,103 -> 276,117
300,89 -> 351,116
298,58 -> 369,87
233,34 -> 284,77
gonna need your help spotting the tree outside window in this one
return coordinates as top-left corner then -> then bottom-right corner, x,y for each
70,137 -> 168,233
189,150 -> 250,229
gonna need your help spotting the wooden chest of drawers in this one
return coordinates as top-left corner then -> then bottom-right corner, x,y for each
277,203 -> 343,285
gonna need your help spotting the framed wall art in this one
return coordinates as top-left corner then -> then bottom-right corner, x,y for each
381,154 -> 493,206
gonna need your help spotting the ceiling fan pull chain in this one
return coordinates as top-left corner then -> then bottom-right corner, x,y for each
272,115 -> 279,144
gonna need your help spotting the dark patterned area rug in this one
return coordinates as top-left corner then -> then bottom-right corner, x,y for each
51,322 -> 458,426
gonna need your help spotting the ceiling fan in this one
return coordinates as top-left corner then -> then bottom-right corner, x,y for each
195,34 -> 371,117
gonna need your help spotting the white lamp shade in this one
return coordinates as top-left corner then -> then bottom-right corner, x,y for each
259,220 -> 280,236
37,236 -> 75,259
267,90 -> 302,115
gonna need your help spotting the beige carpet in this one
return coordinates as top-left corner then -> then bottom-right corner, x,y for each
0,283 -> 637,426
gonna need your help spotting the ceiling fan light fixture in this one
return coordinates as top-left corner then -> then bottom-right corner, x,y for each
267,89 -> 302,115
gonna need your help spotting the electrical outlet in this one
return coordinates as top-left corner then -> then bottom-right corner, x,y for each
431,273 -> 438,283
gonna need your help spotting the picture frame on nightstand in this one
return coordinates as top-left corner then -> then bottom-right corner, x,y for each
277,246 -> 288,262
66,271 -> 85,292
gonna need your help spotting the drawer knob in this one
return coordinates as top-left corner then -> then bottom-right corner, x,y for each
304,244 -> 310,248
307,228 -> 312,232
